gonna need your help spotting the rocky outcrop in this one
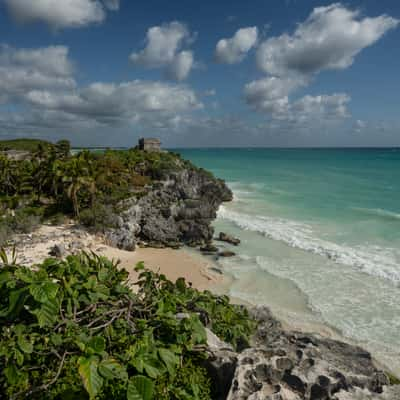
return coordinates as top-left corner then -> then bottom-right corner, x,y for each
106,167 -> 232,250
218,232 -> 241,246
206,306 -> 399,400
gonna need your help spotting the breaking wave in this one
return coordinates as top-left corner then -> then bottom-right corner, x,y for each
351,207 -> 400,221
217,206 -> 400,284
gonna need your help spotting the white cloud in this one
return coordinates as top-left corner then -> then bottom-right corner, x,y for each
0,42 -> 202,135
1,45 -> 74,77
244,4 -> 398,125
26,81 -> 202,124
130,21 -> 195,81
291,93 -> 351,121
0,45 -> 76,103
244,75 -> 350,122
167,51 -> 194,81
3,0 -> 113,29
215,27 -> 258,64
354,119 -> 367,132
244,76 -> 307,114
256,3 -> 399,76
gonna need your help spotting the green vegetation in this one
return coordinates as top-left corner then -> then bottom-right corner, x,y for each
0,138 -> 53,152
0,251 -> 255,399
0,139 -> 208,244
387,372 -> 400,385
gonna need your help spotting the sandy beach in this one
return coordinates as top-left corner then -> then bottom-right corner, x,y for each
12,223 -> 221,291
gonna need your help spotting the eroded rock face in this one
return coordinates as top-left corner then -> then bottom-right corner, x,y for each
106,168 -> 232,250
223,307 -> 398,400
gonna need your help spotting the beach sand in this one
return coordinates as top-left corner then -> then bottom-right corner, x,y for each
12,224 -> 221,291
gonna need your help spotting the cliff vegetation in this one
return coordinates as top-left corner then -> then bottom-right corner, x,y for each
0,140 -> 231,248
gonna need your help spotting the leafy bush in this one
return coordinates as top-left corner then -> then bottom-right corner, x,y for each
79,204 -> 117,231
48,212 -> 68,226
4,209 -> 41,234
0,253 -> 255,399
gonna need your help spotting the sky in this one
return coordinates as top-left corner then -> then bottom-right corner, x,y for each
0,0 -> 399,147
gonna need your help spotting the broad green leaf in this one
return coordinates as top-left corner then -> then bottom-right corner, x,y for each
17,335 -> 33,354
78,356 -> 103,399
15,349 -> 24,366
143,357 -> 165,379
87,336 -> 106,354
29,282 -> 59,303
98,358 -> 128,381
158,348 -> 179,375
30,298 -> 59,327
4,364 -> 19,385
50,333 -> 63,346
175,277 -> 186,292
0,271 -> 12,287
84,275 -> 97,290
131,356 -> 144,374
0,288 -> 28,318
127,375 -> 154,400
134,262 -> 145,272
98,267 -> 109,282
191,318 -> 207,344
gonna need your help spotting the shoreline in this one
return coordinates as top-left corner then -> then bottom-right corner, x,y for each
8,223 -> 398,377
11,223 -> 221,292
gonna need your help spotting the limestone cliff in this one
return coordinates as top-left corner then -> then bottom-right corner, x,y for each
106,164 -> 233,250
206,307 -> 400,400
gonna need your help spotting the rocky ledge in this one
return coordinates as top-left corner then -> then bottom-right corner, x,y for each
207,307 -> 399,400
106,167 -> 232,250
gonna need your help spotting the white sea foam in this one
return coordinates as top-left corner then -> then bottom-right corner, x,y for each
351,207 -> 400,221
217,206 -> 400,284
252,254 -> 400,375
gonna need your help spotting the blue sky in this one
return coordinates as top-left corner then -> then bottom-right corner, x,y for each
0,0 -> 399,147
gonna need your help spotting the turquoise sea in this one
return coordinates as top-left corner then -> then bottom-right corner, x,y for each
176,148 -> 400,373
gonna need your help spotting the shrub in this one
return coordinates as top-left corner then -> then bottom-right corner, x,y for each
7,209 -> 41,234
0,253 -> 255,399
79,204 -> 117,231
48,212 -> 67,226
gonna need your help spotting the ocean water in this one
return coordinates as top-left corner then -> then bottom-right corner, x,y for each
176,148 -> 400,373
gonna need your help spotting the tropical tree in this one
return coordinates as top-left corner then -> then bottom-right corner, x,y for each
55,139 -> 71,159
0,156 -> 17,196
58,154 -> 96,217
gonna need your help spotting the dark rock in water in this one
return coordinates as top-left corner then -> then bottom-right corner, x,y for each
106,167 -> 232,250
210,267 -> 223,275
48,244 -> 66,258
200,242 -> 219,253
224,306 -> 397,400
219,250 -> 236,257
218,232 -> 241,246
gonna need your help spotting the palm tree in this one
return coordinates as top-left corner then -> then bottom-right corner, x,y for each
0,155 -> 17,196
58,155 -> 96,218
